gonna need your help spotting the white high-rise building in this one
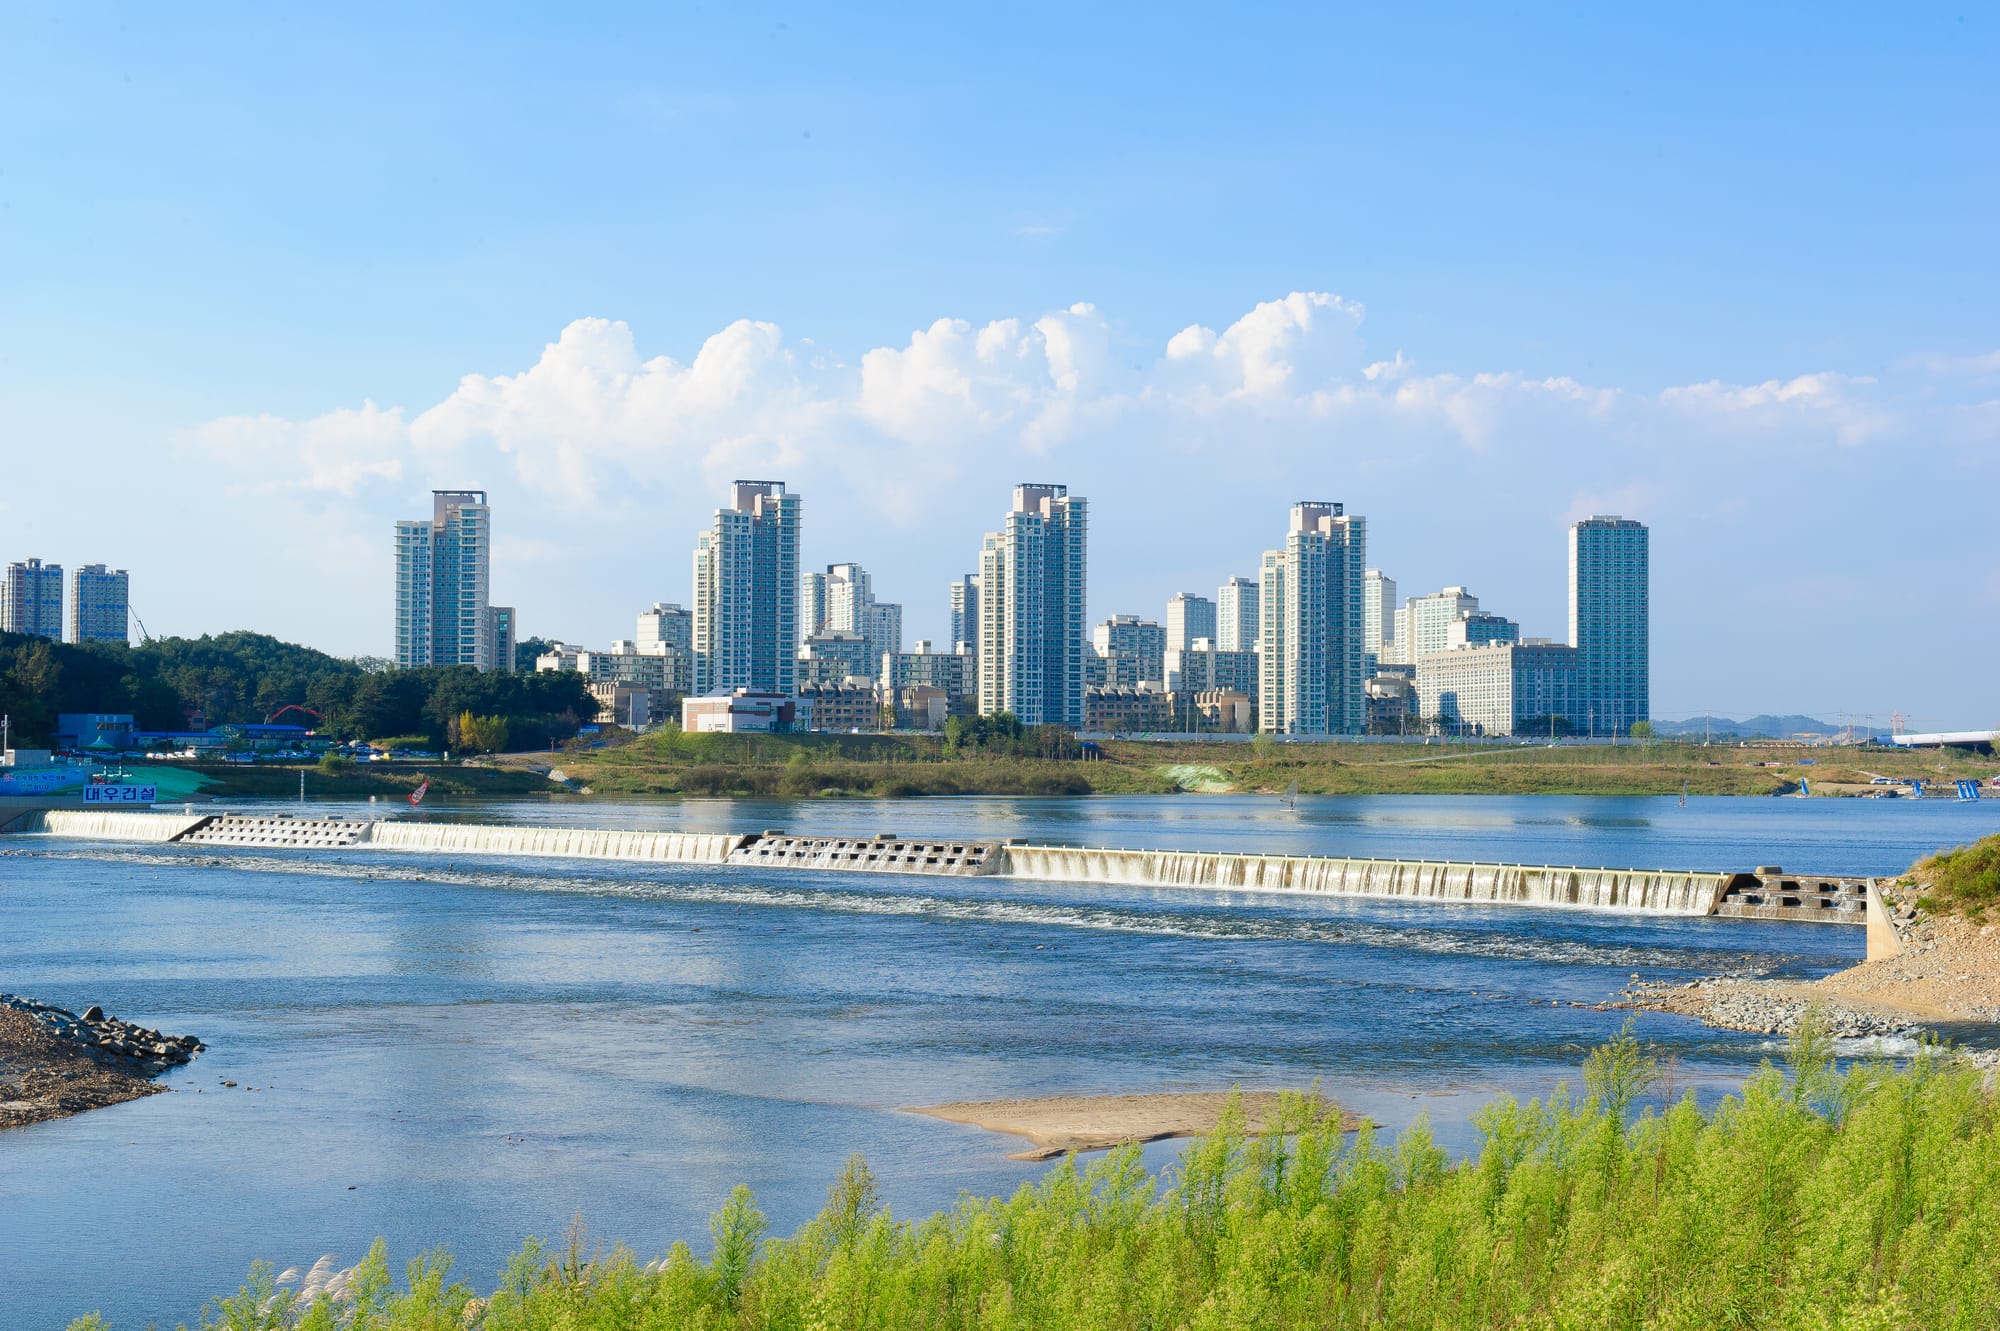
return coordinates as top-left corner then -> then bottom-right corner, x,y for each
1362,569 -> 1396,669
69,565 -> 130,644
1092,615 -> 1166,688
637,603 -> 694,654
799,571 -> 829,648
1403,587 -> 1482,664
634,602 -> 694,691
395,490 -> 498,670
825,563 -> 871,633
2,559 -> 64,640
1215,576 -> 1259,653
693,480 -> 801,696
799,562 -> 900,677
859,601 -> 903,670
1164,593 -> 1216,653
1257,501 -> 1367,735
1569,516 -> 1650,737
948,573 -> 980,656
976,483 -> 1088,726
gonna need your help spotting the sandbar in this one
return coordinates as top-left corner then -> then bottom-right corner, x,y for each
909,1090 -> 1370,1161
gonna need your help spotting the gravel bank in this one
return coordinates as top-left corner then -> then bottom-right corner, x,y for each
0,994 -> 204,1129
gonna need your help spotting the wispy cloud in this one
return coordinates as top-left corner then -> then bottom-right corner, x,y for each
1904,349 -> 2000,377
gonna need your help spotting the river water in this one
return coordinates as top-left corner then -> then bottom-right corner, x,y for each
3,793 -> 1995,1329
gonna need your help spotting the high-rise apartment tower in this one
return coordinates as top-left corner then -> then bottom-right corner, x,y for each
693,481 -> 801,695
2,559 -> 65,639
1258,501 -> 1367,735
1362,569 -> 1396,669
1569,516 -> 1650,737
1164,593 -> 1217,653
976,484 -> 1088,726
70,564 -> 130,644
1215,576 -> 1259,653
395,490 -> 502,669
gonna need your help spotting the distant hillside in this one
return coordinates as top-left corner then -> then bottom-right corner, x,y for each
1654,714 -> 1839,739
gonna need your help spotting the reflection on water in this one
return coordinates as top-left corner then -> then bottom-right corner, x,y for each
3,792 -> 1989,1330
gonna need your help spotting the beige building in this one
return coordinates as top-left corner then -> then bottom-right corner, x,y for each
1191,689 -> 1255,734
798,681 -> 884,732
588,681 -> 671,729
1086,684 -> 1172,733
1416,641 -> 1580,737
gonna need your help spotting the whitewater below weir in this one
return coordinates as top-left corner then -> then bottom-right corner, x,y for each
4,794 -> 1997,1330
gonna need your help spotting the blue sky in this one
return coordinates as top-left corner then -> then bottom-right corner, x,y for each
2,5 -> 1995,724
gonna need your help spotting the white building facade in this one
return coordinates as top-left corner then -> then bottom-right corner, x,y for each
395,490 -> 500,670
1093,614 -> 1166,688
1417,641 -> 1581,738
976,483 -> 1088,726
1215,576 -> 1259,653
1362,568 -> 1396,669
1164,593 -> 1217,653
693,481 -> 801,696
1258,501 -> 1367,735
1403,587 -> 1482,664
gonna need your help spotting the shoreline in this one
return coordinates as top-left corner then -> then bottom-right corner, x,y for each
908,1090 -> 1371,1160
0,996 -> 204,1130
1622,882 -> 2000,1062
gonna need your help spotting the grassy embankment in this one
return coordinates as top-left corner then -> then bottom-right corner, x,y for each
1914,831 -> 2000,921
76,1028 -> 2000,1329
537,730 -> 1994,799
135,761 -> 558,801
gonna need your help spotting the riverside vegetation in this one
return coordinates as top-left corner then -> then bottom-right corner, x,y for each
524,726 -> 1994,799
70,1025 -> 2000,1330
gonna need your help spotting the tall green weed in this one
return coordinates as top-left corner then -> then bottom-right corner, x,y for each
76,1047 -> 2000,1330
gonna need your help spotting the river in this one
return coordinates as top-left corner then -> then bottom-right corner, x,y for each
3,793 -> 1995,1329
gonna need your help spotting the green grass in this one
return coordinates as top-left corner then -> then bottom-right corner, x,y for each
154,761 -> 558,800
83,1029 -> 2000,1329
1914,832 -> 2000,921
545,733 -> 1994,799
546,730 -> 1175,797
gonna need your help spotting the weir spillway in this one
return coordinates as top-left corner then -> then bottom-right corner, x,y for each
1,810 -> 1871,925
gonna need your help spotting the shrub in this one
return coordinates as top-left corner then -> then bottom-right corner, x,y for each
75,1042 -> 2000,1330
1914,831 -> 2000,920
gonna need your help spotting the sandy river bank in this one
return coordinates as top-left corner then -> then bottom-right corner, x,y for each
909,1091 -> 1371,1160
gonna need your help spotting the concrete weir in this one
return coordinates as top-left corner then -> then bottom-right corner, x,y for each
367,822 -> 741,864
2,810 -> 1875,925
10,809 -> 214,842
1001,845 -> 1729,915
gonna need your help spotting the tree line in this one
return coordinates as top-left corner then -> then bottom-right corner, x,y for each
0,630 -> 596,750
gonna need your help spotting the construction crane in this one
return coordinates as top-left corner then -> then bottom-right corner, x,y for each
128,606 -> 155,645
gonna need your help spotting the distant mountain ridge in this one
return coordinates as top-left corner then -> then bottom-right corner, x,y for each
1653,714 -> 1839,739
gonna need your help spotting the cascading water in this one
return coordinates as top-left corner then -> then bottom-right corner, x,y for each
22,810 -> 214,842
998,846 -> 1728,916
8,811 -> 1744,918
366,821 -> 740,864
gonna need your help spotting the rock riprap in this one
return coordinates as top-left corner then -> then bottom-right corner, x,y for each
0,994 -> 204,1128
0,993 -> 204,1076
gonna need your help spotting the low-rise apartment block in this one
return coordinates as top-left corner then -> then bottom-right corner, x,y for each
1416,641 -> 1580,737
